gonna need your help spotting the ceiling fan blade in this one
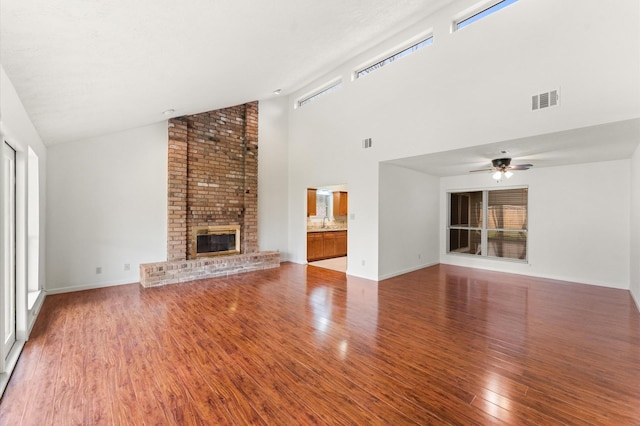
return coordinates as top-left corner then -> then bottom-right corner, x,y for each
469,168 -> 494,173
510,164 -> 533,170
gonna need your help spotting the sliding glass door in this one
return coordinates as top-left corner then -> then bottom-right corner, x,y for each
3,141 -> 16,360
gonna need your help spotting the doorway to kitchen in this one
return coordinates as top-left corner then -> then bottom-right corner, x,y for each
306,184 -> 348,273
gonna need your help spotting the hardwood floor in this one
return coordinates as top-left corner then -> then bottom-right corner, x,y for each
1,263 -> 639,425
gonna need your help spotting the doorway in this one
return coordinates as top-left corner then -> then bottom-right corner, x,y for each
2,141 -> 17,361
306,184 -> 348,273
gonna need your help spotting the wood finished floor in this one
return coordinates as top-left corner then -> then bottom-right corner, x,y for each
1,263 -> 639,425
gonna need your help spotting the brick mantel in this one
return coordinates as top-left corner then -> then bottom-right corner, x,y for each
141,101 -> 278,287
167,120 -> 188,261
166,102 -> 259,262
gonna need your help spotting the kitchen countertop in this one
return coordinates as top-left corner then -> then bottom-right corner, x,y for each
307,228 -> 348,233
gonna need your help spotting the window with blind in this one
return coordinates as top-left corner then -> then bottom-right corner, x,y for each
448,187 -> 527,261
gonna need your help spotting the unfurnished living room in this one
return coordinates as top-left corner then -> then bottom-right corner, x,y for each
1,0 -> 639,424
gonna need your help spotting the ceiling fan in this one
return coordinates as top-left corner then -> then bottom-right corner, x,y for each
470,158 -> 533,180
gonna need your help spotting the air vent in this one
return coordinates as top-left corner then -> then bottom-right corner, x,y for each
539,92 -> 550,108
363,138 -> 373,149
532,89 -> 560,111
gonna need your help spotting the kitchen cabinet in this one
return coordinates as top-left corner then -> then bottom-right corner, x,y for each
333,191 -> 348,217
307,232 -> 323,261
307,188 -> 316,217
307,230 -> 347,261
323,232 -> 337,258
335,231 -> 347,257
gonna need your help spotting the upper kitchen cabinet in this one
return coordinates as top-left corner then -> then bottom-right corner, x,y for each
307,188 -> 317,217
333,191 -> 348,217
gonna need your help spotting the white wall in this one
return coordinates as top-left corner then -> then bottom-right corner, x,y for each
258,98 -> 290,260
379,163 -> 439,279
46,123 -> 167,293
285,0 -> 640,280
631,146 -> 640,307
441,160 -> 631,289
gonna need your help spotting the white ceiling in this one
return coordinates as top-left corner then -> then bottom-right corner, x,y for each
384,118 -> 640,176
0,0 -> 456,145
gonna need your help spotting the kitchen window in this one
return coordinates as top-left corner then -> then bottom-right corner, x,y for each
448,187 -> 528,261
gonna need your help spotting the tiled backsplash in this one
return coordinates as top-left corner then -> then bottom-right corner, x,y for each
307,217 -> 348,230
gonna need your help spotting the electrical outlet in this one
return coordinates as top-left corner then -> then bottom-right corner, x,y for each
124,263 -> 131,271
96,267 -> 102,274
418,253 -> 422,260
361,260 -> 365,266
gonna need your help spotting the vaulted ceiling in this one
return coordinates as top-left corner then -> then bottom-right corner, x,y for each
1,0 -> 456,145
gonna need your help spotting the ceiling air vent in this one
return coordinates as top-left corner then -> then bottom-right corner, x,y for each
532,89 -> 559,111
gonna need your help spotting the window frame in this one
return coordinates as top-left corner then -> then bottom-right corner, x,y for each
453,0 -> 518,32
353,32 -> 434,80
295,78 -> 343,109
447,186 -> 528,262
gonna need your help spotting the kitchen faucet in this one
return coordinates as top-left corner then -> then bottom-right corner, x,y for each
322,216 -> 330,229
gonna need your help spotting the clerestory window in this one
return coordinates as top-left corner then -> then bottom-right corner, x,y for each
454,0 -> 518,31
355,35 -> 433,79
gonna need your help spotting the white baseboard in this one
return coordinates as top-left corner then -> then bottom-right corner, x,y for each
46,279 -> 138,295
440,256 -> 629,290
345,270 -> 377,281
377,261 -> 439,281
632,289 -> 640,313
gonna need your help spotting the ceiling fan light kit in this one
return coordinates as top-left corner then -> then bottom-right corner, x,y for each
470,158 -> 533,181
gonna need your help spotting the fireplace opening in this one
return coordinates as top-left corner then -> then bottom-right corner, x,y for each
192,225 -> 241,258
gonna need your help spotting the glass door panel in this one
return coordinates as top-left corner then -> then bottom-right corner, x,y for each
3,142 -> 16,359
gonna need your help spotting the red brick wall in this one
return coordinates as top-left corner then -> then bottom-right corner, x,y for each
167,102 -> 258,261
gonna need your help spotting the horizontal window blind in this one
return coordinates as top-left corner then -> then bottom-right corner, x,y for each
448,187 -> 527,261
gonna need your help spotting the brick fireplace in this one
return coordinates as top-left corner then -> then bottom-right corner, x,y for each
140,102 -> 279,287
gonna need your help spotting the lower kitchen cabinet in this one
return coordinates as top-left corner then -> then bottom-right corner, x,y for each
335,231 -> 347,257
307,230 -> 347,261
307,232 -> 324,261
323,232 -> 337,258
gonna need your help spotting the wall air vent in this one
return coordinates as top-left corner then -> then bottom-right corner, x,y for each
532,89 -> 560,111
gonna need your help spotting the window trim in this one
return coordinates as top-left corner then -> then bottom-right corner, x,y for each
452,0 -> 518,32
353,31 -> 434,80
447,186 -> 528,262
